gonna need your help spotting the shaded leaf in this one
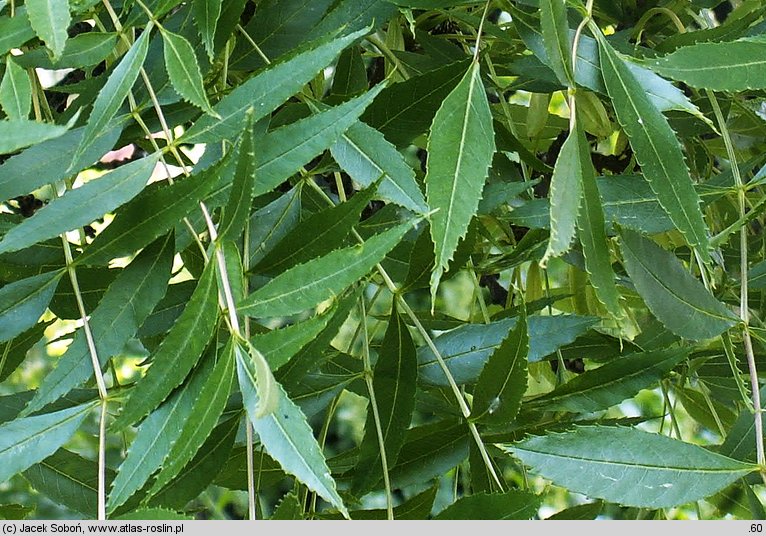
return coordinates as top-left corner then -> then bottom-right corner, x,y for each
0,321 -> 52,382
540,0 -> 572,85
218,114 -> 256,242
192,0 -> 221,60
471,308 -> 528,425
434,490 -> 542,520
505,426 -> 756,508
26,0 -> 69,59
0,13 -> 35,57
353,306 -> 417,493
619,227 -> 738,341
248,185 -> 302,267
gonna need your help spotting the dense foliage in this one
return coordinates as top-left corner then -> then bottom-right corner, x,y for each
2,0 -> 766,521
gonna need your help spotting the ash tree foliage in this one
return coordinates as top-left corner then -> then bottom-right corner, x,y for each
4,0 -> 766,523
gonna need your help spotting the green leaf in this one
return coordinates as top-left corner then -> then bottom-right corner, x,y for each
471,308 -> 528,425
0,270 -> 62,343
147,339 -> 234,500
254,181 -> 379,276
426,61 -> 495,300
331,121 -> 427,213
192,0 -> 221,60
418,315 -> 597,386
113,260 -> 219,429
619,227 -> 738,341
597,34 -> 709,260
25,0 -> 69,59
237,338 -> 279,418
0,13 -> 35,57
361,59 -> 469,147
434,490 -> 542,520
0,123 -> 122,203
271,493 -> 303,520
115,509 -> 192,521
148,415 -> 238,510
13,32 -> 117,69
236,349 -> 347,515
0,504 -> 33,520
649,37 -> 766,91
0,153 -> 160,256
254,84 -> 384,198
23,449 -> 112,518
75,26 -> 151,161
161,29 -> 217,117
540,0 -> 572,85
239,219 -> 415,318
389,420 -> 469,489
526,348 -> 689,413
0,55 -> 31,121
218,116 -> 256,242
248,186 -> 302,267
575,122 -> 623,318
108,344 -> 223,512
307,0 -> 395,41
541,128 -> 582,266
0,321 -> 52,382
25,234 -> 174,415
0,402 -> 94,484
183,27 -> 369,144
353,306 -> 417,493
546,501 -> 603,520
79,154 -> 229,266
505,426 -> 756,508
0,118 -> 70,155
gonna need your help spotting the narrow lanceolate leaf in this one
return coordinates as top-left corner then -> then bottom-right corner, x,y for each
471,308 -> 528,425
239,220 -> 415,318
597,34 -> 709,260
254,84 -> 384,197
25,0 -> 69,59
526,348 -> 689,413
426,61 -> 495,301
113,261 -> 219,429
0,402 -> 94,484
434,491 -> 541,520
619,228 -> 738,341
79,154 -> 229,266
505,427 -> 756,508
0,56 -> 31,120
648,37 -> 766,91
0,153 -> 159,256
218,114 -> 255,242
108,349 -> 220,512
331,121 -> 428,213
1,321 -> 52,382
353,306 -> 417,494
540,0 -> 572,85
0,118 -> 70,154
192,0 -> 221,60
147,340 -> 234,499
75,26 -> 151,161
574,122 -> 622,318
541,129 -> 582,267
237,352 -> 347,516
161,29 -> 217,117
24,235 -> 174,415
183,26 -> 369,144
0,270 -> 63,343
